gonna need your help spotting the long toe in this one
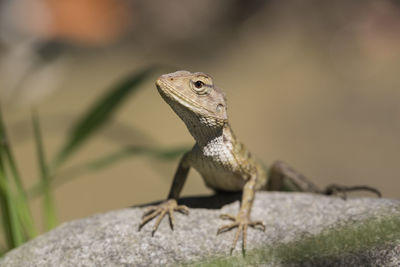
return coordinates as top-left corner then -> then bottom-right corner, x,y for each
176,205 -> 189,215
220,214 -> 236,221
242,224 -> 248,252
139,209 -> 162,230
152,210 -> 168,236
167,209 -> 175,230
217,222 -> 239,235
230,225 -> 243,254
142,206 -> 158,218
249,221 -> 265,231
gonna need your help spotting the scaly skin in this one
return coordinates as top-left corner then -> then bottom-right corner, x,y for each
138,70 -> 381,254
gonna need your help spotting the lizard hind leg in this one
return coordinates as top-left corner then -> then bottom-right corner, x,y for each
267,161 -> 382,198
266,161 -> 321,193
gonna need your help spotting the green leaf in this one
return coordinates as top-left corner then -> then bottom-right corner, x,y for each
0,108 -> 14,250
28,145 -> 190,199
83,145 -> 190,170
0,172 -> 24,248
0,109 -> 25,201
0,149 -> 25,249
0,106 -> 36,247
0,151 -> 16,249
32,111 -> 57,230
53,66 -> 157,167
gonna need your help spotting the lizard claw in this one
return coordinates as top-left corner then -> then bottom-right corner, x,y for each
138,199 -> 189,235
217,213 -> 265,254
142,205 -> 158,218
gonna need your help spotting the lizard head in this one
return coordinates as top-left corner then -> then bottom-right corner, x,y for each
156,71 -> 228,131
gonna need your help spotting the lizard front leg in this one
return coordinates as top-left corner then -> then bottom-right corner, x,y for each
138,152 -> 191,235
217,175 -> 265,254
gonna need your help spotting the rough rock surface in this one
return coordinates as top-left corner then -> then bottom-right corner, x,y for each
1,192 -> 399,266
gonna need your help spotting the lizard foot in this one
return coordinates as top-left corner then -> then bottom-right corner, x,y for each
217,213 -> 265,255
138,199 -> 189,236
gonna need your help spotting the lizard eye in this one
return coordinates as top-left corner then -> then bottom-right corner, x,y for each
190,80 -> 210,95
194,81 -> 204,88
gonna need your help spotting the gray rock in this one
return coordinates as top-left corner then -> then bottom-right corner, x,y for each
1,192 -> 399,266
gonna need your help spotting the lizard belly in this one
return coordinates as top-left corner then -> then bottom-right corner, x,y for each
190,143 -> 246,192
199,168 -> 245,192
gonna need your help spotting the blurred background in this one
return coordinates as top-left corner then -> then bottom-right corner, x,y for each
1,0 -> 399,252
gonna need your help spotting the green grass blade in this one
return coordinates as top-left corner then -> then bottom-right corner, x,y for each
28,145 -> 190,199
31,111 -> 49,183
0,113 -> 14,250
32,111 -> 57,230
82,145 -> 190,170
0,107 -> 36,240
0,148 -> 16,249
0,163 -> 24,248
0,110 -> 25,201
53,66 -> 157,167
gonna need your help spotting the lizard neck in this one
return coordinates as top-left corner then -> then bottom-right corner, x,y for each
186,116 -> 227,146
191,123 -> 237,151
164,97 -> 228,146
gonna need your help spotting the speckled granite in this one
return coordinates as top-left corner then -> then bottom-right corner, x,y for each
1,192 -> 399,266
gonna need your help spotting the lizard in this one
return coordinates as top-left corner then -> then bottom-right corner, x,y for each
138,70 -> 381,254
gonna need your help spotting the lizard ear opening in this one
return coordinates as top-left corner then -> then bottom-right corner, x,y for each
216,104 -> 225,113
214,103 -> 228,122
